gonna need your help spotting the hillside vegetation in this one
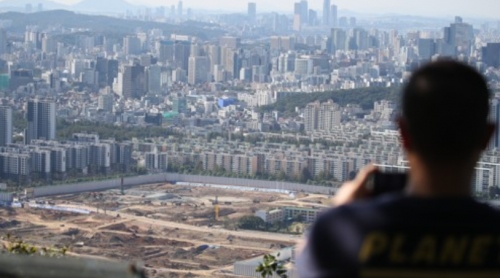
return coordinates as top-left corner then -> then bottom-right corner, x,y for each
259,86 -> 402,113
1,10 -> 223,40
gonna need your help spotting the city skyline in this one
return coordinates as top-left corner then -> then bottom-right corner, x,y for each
2,0 -> 500,18
1,0 -> 500,274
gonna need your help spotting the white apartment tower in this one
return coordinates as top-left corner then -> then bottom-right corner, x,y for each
304,100 -> 341,133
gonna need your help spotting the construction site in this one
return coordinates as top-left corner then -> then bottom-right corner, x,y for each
0,182 -> 331,278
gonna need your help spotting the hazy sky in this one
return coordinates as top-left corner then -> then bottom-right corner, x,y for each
21,0 -> 500,18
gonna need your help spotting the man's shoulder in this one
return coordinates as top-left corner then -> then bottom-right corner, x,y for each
317,195 -> 500,228
301,197 -> 500,277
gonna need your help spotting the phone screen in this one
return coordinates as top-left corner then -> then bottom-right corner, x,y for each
366,172 -> 408,196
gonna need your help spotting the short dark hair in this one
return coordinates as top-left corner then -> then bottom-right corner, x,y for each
402,60 -> 490,162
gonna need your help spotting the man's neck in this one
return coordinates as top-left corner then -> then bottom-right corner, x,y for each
406,157 -> 474,198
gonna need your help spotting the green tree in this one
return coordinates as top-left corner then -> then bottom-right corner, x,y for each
3,234 -> 67,257
259,87 -> 401,114
13,135 -> 24,143
256,253 -> 288,278
299,168 -> 313,183
276,171 -> 287,181
238,216 -> 266,231
195,161 -> 204,172
13,111 -> 27,132
272,220 -> 285,232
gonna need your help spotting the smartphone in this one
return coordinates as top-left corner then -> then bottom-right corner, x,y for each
365,172 -> 408,196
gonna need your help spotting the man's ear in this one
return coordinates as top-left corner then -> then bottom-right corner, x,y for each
398,117 -> 412,151
481,123 -> 496,150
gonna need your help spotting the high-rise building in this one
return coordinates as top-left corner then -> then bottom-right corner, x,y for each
0,151 -> 30,183
0,106 -> 12,146
223,48 -> 242,79
482,43 -> 500,68
331,28 -> 347,52
171,68 -> 186,83
156,40 -> 174,64
188,56 -> 209,84
190,43 -> 201,57
304,100 -> 341,132
338,16 -> 348,28
489,98 -> 500,150
304,102 -> 319,132
0,29 -> 7,55
322,0 -> 330,26
294,58 -> 313,75
98,92 -> 114,112
123,35 -> 141,56
248,2 -> 256,23
418,38 -> 437,60
208,45 -> 221,74
270,36 -> 296,52
90,143 -> 111,174
172,96 -> 187,113
277,53 -> 296,73
352,28 -> 369,50
300,0 -> 309,25
219,36 -> 241,49
50,147 -> 67,177
10,69 -> 33,91
443,19 -> 474,56
330,5 -> 338,27
294,2 -> 302,16
41,34 -> 56,54
177,1 -> 183,16
308,9 -> 317,26
145,152 -> 168,171
121,64 -> 145,99
173,40 -> 191,70
30,149 -> 51,180
96,57 -> 118,87
240,67 -> 252,82
137,32 -> 148,53
349,17 -> 357,27
293,14 -> 302,31
146,65 -> 162,93
115,142 -> 132,172
25,99 -> 56,144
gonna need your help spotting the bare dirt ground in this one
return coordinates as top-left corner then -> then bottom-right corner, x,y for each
0,183 -> 325,278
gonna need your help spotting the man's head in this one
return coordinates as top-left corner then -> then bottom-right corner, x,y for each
400,60 -> 493,166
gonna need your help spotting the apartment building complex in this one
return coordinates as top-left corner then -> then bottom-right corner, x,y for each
0,135 -> 133,184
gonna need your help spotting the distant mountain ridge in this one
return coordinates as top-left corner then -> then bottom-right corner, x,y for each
0,10 -> 224,40
0,0 -> 139,13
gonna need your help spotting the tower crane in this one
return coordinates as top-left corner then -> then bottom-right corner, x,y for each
214,195 -> 220,221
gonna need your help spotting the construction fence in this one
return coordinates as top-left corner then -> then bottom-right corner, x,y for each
0,192 -> 14,202
31,173 -> 335,198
